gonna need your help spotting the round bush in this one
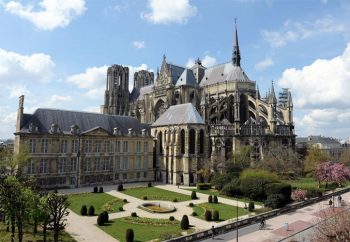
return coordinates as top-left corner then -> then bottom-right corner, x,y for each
148,182 -> 152,187
102,211 -> 109,223
119,206 -> 124,211
88,205 -> 95,216
169,216 -> 175,221
265,182 -> 292,204
99,186 -> 104,193
191,191 -> 197,200
93,186 -> 98,193
208,195 -> 213,203
204,210 -> 212,221
212,210 -> 219,221
264,194 -> 285,209
248,202 -> 255,212
173,198 -> 178,202
196,183 -> 211,190
189,202 -> 194,207
118,184 -> 123,191
123,198 -> 128,203
131,212 -> 137,217
213,195 -> 218,203
221,178 -> 242,196
80,205 -> 87,216
180,215 -> 189,230
192,211 -> 198,216
97,213 -> 104,226
126,228 -> 134,242
143,196 -> 148,200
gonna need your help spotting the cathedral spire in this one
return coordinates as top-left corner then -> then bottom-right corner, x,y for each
232,18 -> 241,67
268,81 -> 277,104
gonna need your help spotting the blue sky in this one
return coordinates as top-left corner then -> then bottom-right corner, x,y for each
1,0 -> 350,140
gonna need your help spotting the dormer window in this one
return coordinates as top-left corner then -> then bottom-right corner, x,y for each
28,122 -> 38,132
70,125 -> 80,135
113,127 -> 120,136
50,123 -> 59,134
141,129 -> 147,137
128,128 -> 135,136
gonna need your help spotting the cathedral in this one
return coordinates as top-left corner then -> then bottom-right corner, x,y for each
101,26 -> 295,185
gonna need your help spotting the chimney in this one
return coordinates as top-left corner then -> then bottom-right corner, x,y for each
16,95 -> 24,132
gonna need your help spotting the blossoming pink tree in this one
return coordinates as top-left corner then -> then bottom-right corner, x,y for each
291,189 -> 306,201
314,162 -> 350,188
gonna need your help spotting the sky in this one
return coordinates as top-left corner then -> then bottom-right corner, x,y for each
1,0 -> 350,140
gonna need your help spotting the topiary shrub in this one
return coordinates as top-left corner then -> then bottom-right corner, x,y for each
191,191 -> 197,200
248,202 -> 255,212
169,216 -> 175,221
204,210 -> 212,221
118,184 -> 123,191
180,215 -> 189,230
93,186 -> 98,193
119,206 -> 124,211
173,198 -> 178,202
123,198 -> 128,203
148,182 -> 152,187
80,205 -> 87,216
88,205 -> 95,216
213,195 -> 218,203
97,213 -> 104,226
126,228 -> 134,242
189,202 -> 194,207
264,194 -> 285,209
143,196 -> 148,200
102,211 -> 109,223
131,212 -> 137,217
221,178 -> 242,197
265,182 -> 292,204
208,195 -> 213,203
212,210 -> 219,221
192,211 -> 198,216
99,186 -> 103,193
197,183 -> 211,190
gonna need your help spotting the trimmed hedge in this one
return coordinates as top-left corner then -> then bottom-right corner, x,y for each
212,210 -> 219,221
213,195 -> 218,203
305,188 -> 323,199
169,216 -> 175,221
191,191 -> 197,200
131,212 -> 137,217
208,195 -> 213,203
80,205 -> 87,216
97,213 -> 104,226
248,202 -> 255,212
148,182 -> 152,187
93,186 -> 98,193
180,215 -> 189,230
197,183 -> 211,190
88,205 -> 95,216
264,194 -> 285,209
265,182 -> 292,204
102,211 -> 109,223
204,210 -> 212,221
99,186 -> 103,193
118,184 -> 123,191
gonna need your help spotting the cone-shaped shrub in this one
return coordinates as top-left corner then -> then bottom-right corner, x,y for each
102,211 -> 109,223
126,228 -> 134,242
99,186 -> 103,193
93,186 -> 98,193
191,191 -> 197,199
213,195 -> 218,203
180,215 -> 189,230
204,210 -> 212,221
212,210 -> 219,221
80,205 -> 87,216
118,184 -> 123,191
88,205 -> 95,216
248,202 -> 255,212
97,213 -> 104,226
208,195 -> 213,203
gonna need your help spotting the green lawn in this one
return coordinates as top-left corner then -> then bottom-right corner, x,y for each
0,222 -> 75,242
185,188 -> 263,205
97,216 -> 188,242
282,177 -> 350,192
68,192 -> 126,215
192,202 -> 249,222
121,187 -> 191,202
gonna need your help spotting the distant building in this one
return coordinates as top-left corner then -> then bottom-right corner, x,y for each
14,96 -> 154,188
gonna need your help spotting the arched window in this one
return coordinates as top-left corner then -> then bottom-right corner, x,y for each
180,129 -> 185,154
189,129 -> 195,154
199,129 -> 204,154
158,131 -> 163,154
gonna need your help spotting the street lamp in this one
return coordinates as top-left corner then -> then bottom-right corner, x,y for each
236,198 -> 238,242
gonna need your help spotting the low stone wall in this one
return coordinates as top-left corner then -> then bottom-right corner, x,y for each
166,187 -> 350,242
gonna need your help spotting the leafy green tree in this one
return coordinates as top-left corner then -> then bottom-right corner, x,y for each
304,146 -> 329,175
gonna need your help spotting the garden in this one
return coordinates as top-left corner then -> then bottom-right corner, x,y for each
121,186 -> 191,202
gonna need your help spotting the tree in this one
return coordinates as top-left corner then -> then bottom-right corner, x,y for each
180,215 -> 189,229
315,162 -> 350,188
46,192 -> 70,242
126,228 -> 134,242
304,146 -> 329,175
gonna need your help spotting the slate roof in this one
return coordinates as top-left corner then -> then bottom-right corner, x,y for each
296,136 -> 341,146
175,69 -> 197,87
18,108 -> 149,135
152,103 -> 205,127
167,63 -> 185,85
130,87 -> 140,101
199,62 -> 251,86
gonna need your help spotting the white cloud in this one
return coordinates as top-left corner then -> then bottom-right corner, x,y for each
4,0 -> 86,31
262,15 -> 346,47
255,57 -> 274,70
278,42 -> 350,137
50,94 -> 72,103
0,48 -> 55,84
8,85 -> 30,98
141,0 -> 197,24
186,55 -> 216,68
133,41 -> 145,49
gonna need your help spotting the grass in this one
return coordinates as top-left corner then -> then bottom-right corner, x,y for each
185,188 -> 263,205
97,216 -> 189,242
282,177 -> 350,192
68,192 -> 126,215
0,222 -> 76,242
192,202 -> 249,222
121,187 -> 191,202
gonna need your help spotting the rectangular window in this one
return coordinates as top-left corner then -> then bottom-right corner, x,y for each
95,158 -> 100,171
123,141 -> 128,153
136,141 -> 141,153
58,158 -> 66,173
143,157 -> 148,169
115,141 -> 121,153
29,139 -> 36,153
39,159 -> 47,174
85,158 -> 91,172
103,158 -> 109,171
144,172 -> 147,178
70,177 -> 75,185
136,172 -> 140,179
115,156 -> 120,172
115,173 -> 119,180
60,140 -> 67,153
123,157 -> 128,170
84,140 -> 92,153
123,173 -> 127,180
71,140 -> 78,153
144,142 -> 148,153
71,158 -> 77,172
95,140 -> 101,153
105,141 -> 110,153
136,156 -> 141,170
41,139 -> 48,153
27,160 -> 34,174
